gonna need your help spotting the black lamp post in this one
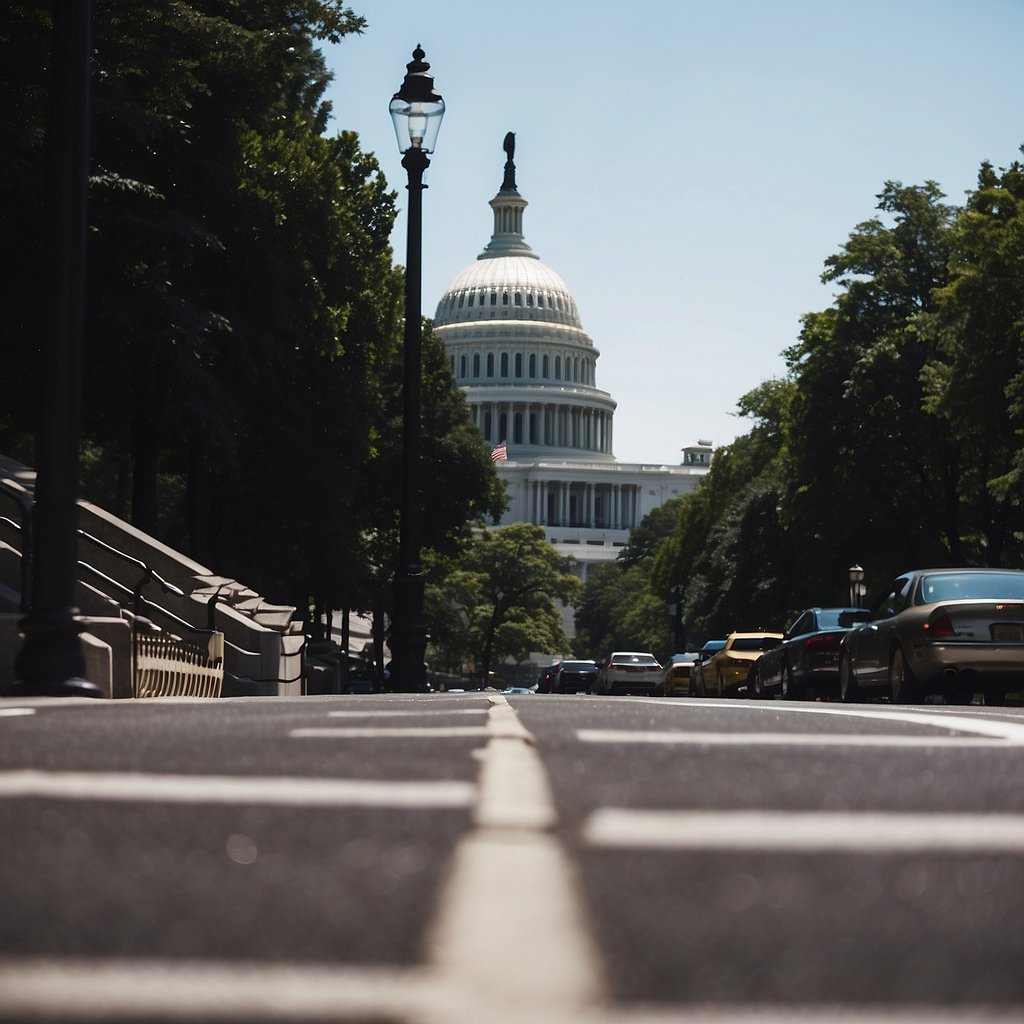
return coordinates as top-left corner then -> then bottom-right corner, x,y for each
387,46 -> 444,693
8,1 -> 101,698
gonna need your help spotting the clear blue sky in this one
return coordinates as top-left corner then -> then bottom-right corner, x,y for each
322,0 -> 1024,465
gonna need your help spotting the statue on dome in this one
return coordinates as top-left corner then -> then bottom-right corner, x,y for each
501,131 -> 517,191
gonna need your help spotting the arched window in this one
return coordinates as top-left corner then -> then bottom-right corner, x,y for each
500,352 -> 509,376
487,353 -> 495,377
529,354 -> 537,378
515,291 -> 522,306
467,291 -> 475,307
542,354 -> 549,378
502,291 -> 509,306
555,355 -> 561,379
515,353 -> 523,377
490,292 -> 498,306
460,354 -> 467,378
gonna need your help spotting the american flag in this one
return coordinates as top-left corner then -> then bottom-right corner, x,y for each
491,440 -> 508,462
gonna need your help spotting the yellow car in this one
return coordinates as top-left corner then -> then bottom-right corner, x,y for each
704,632 -> 783,698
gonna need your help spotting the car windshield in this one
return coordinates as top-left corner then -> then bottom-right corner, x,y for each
561,661 -> 597,671
612,655 -> 658,666
917,571 -> 1024,605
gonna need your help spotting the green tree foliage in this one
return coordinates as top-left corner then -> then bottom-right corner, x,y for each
919,154 -> 1024,564
575,498 -> 689,662
0,1 -> 503,628
646,152 -> 1024,638
424,523 -> 580,685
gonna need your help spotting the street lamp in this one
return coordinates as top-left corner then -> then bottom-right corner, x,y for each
8,1 -> 101,698
848,564 -> 865,608
387,46 -> 444,693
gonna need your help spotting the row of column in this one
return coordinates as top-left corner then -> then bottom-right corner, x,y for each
473,401 -> 613,455
526,480 -> 639,531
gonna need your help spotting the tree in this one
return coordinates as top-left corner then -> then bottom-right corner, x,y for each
920,153 -> 1024,565
424,523 -> 580,686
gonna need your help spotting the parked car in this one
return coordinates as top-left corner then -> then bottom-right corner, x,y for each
704,632 -> 783,698
555,660 -> 600,694
838,568 -> 1024,705
689,640 -> 726,696
537,662 -> 560,694
597,651 -> 663,695
749,607 -> 870,700
657,652 -> 702,697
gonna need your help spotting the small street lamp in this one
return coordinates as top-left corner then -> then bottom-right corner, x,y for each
387,46 -> 444,693
848,564 -> 865,608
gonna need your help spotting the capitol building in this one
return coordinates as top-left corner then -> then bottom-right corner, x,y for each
432,136 -> 712,599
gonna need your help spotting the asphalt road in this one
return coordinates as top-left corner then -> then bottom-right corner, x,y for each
1,691 -> 1024,1023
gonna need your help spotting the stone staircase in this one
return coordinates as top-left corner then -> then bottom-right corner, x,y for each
0,455 -> 306,698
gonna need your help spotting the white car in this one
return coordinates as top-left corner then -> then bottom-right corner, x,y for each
597,651 -> 663,695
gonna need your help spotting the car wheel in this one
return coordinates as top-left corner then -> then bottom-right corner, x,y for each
748,665 -> 763,699
781,662 -> 798,700
889,647 -> 919,704
838,654 -> 861,703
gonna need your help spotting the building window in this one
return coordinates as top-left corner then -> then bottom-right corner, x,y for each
468,292 -> 475,307
515,353 -> 523,377
460,354 -> 467,378
555,355 -> 561,379
487,353 -> 495,377
484,411 -> 492,439
491,292 -> 497,306
515,291 -> 522,306
500,352 -> 509,376
502,291 -> 509,305
529,354 -> 537,378
542,354 -> 549,378
473,353 -> 480,377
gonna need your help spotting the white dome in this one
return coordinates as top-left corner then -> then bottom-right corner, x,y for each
433,255 -> 582,329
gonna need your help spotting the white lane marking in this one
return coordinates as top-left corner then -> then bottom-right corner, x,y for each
577,729 -> 1007,748
738,703 -> 1024,744
327,708 -> 484,718
0,960 -> 427,1021
0,770 -> 474,808
291,726 -> 489,738
0,707 -> 35,717
0,961 -> 1011,1024
584,808 -> 1024,853
426,694 -> 606,1020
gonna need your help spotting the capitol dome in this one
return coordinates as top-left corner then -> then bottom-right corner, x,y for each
433,134 -> 616,463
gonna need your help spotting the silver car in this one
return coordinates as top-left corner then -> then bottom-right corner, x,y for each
838,568 -> 1024,705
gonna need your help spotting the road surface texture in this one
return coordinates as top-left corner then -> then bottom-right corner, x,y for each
2,691 -> 1024,1022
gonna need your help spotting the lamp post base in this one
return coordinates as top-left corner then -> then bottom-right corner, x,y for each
6,608 -> 103,698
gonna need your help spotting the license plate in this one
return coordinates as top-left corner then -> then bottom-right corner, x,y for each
992,622 -> 1024,642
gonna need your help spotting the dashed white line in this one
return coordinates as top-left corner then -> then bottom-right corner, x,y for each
583,808 -> 1024,853
0,770 -> 474,808
291,726 -> 489,738
577,729 -> 1006,747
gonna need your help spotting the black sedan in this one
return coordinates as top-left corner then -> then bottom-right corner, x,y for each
554,660 -> 600,694
749,607 -> 869,700
838,567 -> 1024,705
